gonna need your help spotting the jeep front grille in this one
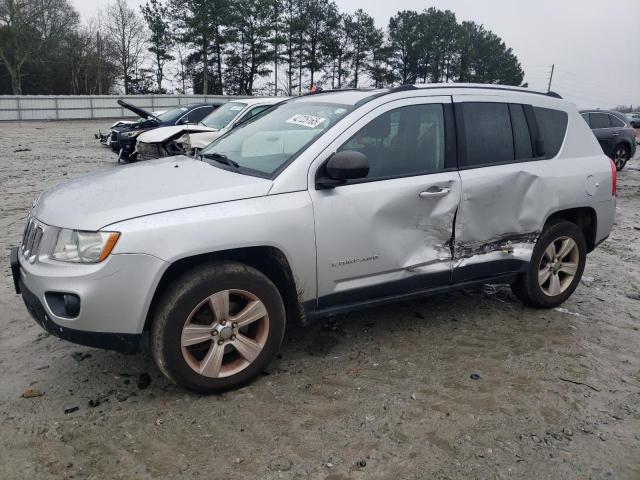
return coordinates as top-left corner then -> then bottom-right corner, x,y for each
21,217 -> 45,262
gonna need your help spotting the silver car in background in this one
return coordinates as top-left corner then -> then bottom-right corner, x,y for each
625,112 -> 640,128
11,84 -> 616,393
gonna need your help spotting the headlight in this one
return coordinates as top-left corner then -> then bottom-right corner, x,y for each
121,130 -> 141,138
175,134 -> 190,148
50,229 -> 120,263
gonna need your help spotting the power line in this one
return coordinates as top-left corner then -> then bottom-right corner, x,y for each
554,68 -> 638,93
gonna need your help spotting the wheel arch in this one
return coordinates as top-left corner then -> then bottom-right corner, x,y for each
143,246 -> 304,333
543,207 -> 597,252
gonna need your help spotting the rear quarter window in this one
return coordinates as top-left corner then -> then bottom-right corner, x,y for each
533,107 -> 568,158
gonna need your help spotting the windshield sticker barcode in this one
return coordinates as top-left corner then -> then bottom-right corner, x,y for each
286,114 -> 326,128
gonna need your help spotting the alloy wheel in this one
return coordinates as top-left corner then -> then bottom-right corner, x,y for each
180,289 -> 269,378
614,146 -> 627,169
538,236 -> 579,297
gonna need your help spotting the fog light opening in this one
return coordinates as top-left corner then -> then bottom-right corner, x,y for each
45,292 -> 81,319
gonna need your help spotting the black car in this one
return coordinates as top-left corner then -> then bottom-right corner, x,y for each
96,100 -> 225,161
580,109 -> 637,170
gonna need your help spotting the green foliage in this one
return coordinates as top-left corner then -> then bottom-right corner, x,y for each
223,0 -> 274,95
387,9 -> 524,86
141,0 -> 174,92
0,0 -> 526,95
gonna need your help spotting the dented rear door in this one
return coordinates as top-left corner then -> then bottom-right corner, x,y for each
452,96 -> 550,282
310,96 -> 460,309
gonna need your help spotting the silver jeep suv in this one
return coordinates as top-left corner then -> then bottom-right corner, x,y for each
11,84 -> 616,393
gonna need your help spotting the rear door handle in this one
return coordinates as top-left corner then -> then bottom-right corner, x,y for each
419,187 -> 451,199
612,132 -> 620,136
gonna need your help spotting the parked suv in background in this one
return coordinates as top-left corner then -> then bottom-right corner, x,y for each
625,112 -> 640,128
11,84 -> 616,393
581,110 -> 636,170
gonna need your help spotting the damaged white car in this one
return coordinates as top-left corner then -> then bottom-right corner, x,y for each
12,85 -> 616,394
134,97 -> 286,160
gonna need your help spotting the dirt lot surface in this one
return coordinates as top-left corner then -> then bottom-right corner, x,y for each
1,120 -> 639,479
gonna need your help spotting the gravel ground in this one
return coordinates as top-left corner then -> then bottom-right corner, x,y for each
1,120 -> 639,480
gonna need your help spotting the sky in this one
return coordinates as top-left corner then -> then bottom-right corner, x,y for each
71,0 -> 640,109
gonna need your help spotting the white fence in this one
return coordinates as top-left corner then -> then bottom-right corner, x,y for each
0,94 -> 255,121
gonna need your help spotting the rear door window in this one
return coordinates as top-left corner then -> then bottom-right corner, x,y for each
609,115 -> 625,127
460,103 -> 514,166
533,107 -> 568,158
590,112 -> 611,129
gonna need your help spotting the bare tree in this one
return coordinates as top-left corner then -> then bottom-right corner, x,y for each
0,0 -> 78,94
103,0 -> 147,94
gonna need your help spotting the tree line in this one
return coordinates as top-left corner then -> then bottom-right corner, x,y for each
0,0 -> 526,96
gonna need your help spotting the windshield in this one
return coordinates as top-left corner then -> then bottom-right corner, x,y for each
156,106 -> 189,122
200,102 -> 247,129
200,100 -> 351,176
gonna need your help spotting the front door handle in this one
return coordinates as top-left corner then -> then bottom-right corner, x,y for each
419,186 -> 451,199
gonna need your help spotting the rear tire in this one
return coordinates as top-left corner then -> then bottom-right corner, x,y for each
511,220 -> 586,308
613,144 -> 629,171
150,261 -> 286,394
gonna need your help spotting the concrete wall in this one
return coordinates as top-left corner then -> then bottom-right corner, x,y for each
0,95 -> 257,121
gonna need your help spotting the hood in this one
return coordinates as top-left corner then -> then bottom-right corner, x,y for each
137,125 -> 216,144
117,99 -> 156,120
188,131 -> 224,149
112,117 -> 158,133
110,119 -> 137,128
32,156 -> 273,230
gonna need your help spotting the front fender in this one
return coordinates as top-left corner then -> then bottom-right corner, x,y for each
108,192 -> 317,304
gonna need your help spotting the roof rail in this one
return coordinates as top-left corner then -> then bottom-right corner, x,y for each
388,84 -> 418,93
302,87 -> 375,97
352,83 -> 565,108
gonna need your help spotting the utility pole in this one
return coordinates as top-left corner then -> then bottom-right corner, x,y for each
547,64 -> 555,93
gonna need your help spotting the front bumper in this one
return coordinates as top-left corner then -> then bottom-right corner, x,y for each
135,142 -> 168,161
115,135 -> 138,160
10,246 -> 167,353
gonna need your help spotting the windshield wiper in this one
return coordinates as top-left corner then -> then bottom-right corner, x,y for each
201,152 -> 239,169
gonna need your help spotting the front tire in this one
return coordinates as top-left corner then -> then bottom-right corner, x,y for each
150,261 -> 286,394
511,220 -> 586,308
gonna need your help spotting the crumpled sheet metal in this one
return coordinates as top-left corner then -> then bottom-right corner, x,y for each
453,168 -> 556,266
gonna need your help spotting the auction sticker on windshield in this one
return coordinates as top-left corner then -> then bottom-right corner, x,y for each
286,114 -> 326,128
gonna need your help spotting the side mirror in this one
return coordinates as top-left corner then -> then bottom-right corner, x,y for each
316,150 -> 369,189
177,118 -> 190,125
535,138 -> 546,157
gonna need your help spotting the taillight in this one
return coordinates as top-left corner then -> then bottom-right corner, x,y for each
609,158 -> 617,197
